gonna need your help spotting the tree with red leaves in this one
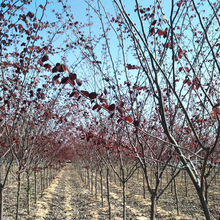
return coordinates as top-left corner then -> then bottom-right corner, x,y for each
71,1 -> 220,219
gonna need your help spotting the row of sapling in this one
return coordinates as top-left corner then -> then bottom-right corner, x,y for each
0,0 -> 87,219
56,0 -> 220,219
1,0 -> 220,219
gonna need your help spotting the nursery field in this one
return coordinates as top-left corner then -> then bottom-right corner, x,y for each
2,164 -> 220,220
2,0 -> 220,220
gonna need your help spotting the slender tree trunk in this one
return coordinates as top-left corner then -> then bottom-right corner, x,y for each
204,180 -> 208,205
122,181 -> 126,220
150,168 -> 153,185
95,169 -> 98,199
34,169 -> 37,204
214,167 -> 217,185
171,179 -> 173,194
46,167 -> 49,188
43,168 -> 46,190
100,170 -> 104,207
150,192 -> 156,220
137,167 -> 139,181
87,168 -> 90,189
197,189 -> 210,220
91,170 -> 94,195
184,171 -> 188,197
15,172 -> 21,220
114,171 -> 117,184
49,167 -> 52,184
40,169 -> 43,197
185,165 -> 211,220
106,168 -> 111,220
26,171 -> 30,215
173,177 -> 179,215
84,168 -> 87,184
142,171 -> 146,199
0,183 -> 3,220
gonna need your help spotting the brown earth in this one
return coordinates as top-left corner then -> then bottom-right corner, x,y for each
3,164 -> 220,219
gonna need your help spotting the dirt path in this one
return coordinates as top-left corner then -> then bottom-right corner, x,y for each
24,165 -> 96,219
24,165 -> 150,219
23,165 -> 219,220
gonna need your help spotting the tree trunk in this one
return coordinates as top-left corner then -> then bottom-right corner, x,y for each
173,177 -> 179,215
142,171 -> 146,199
95,169 -> 98,199
184,171 -> 188,197
106,168 -> 111,220
40,169 -> 43,197
84,168 -> 87,184
15,173 -> 21,220
171,179 -> 173,194
197,189 -> 210,220
122,181 -> 126,220
43,168 -> 46,190
137,167 -> 139,181
100,170 -> 104,207
34,169 -> 37,204
26,171 -> 31,215
87,168 -> 90,190
91,170 -> 94,195
0,183 -> 3,220
46,167 -> 49,188
150,192 -> 156,220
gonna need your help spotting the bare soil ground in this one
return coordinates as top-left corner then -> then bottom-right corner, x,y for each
3,164 -> 220,219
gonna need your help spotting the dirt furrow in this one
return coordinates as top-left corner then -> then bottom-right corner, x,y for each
24,169 -> 65,219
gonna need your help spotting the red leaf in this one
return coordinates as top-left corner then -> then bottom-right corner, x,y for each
104,88 -> 107,95
68,78 -> 75,86
103,104 -> 109,109
151,20 -> 157,25
89,92 -> 97,99
124,116 -> 133,123
183,79 -> 191,86
92,104 -> 101,111
126,64 -> 139,70
212,112 -> 217,119
157,29 -> 164,36
27,11 -> 34,18
52,66 -> 58,73
178,49 -> 183,59
76,78 -> 82,86
81,90 -> 89,97
177,1 -> 182,7
38,60 -> 44,66
108,104 -> 115,111
185,67 -> 190,72
68,73 -> 76,86
44,63 -> 51,69
59,64 -> 67,72
61,77 -> 69,84
69,73 -> 77,81
133,120 -> 139,126
70,90 -> 79,98
41,55 -> 49,62
192,77 -> 200,89
52,74 -> 60,82
39,4 -> 45,10
149,27 -> 155,36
